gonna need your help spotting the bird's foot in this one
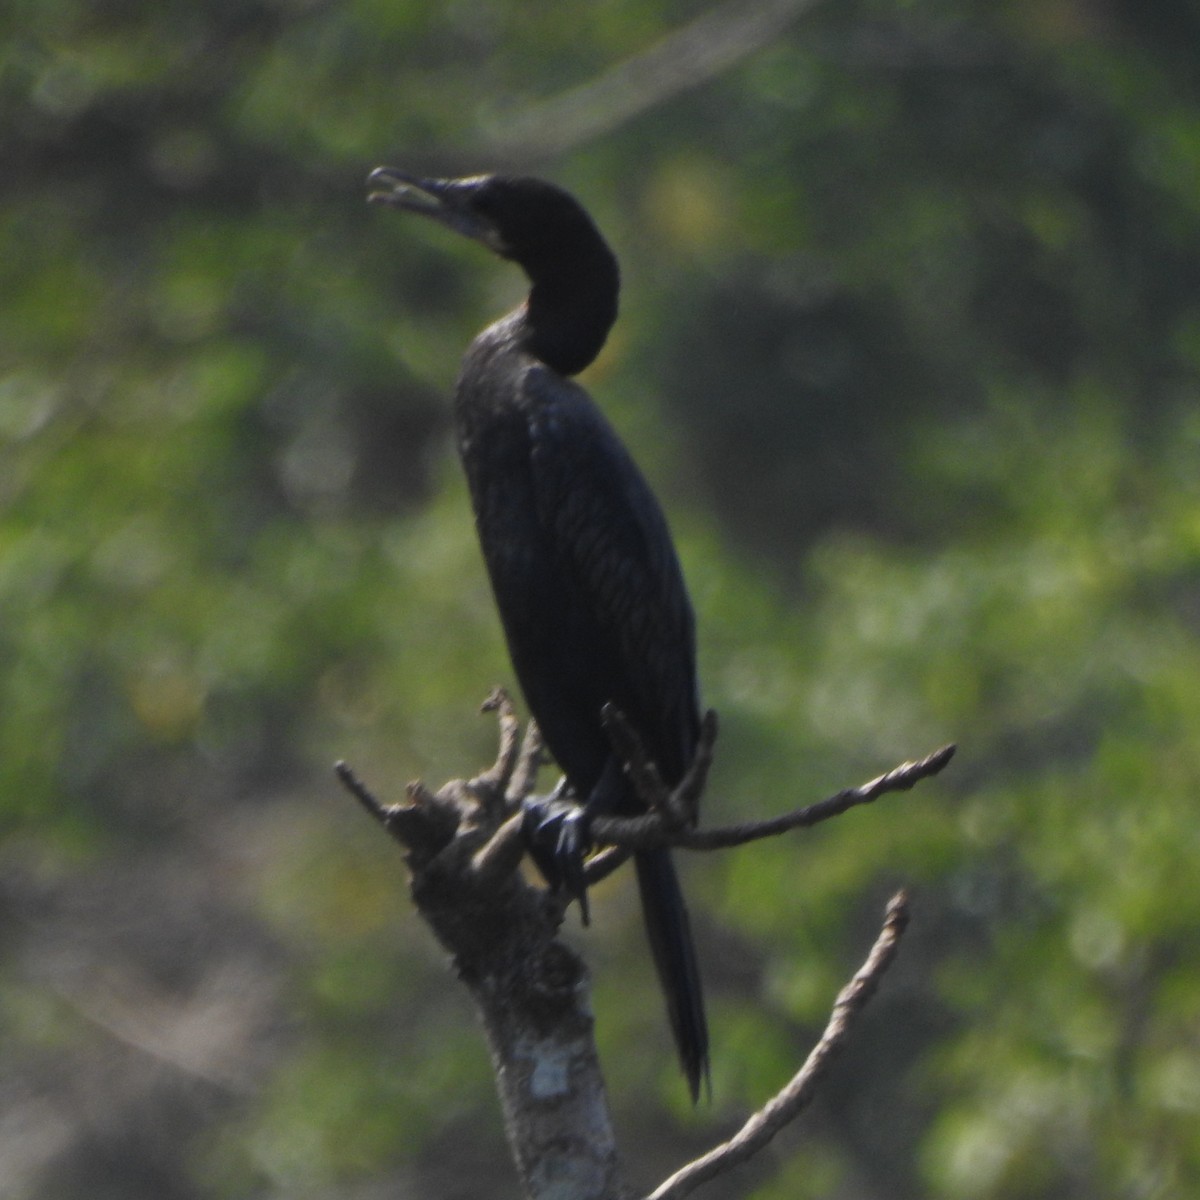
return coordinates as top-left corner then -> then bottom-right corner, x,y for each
521,792 -> 593,924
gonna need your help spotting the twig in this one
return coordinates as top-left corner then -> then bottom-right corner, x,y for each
334,759 -> 387,823
645,891 -> 912,1200
601,703 -> 672,817
589,744 -> 955,852
505,718 -> 545,812
599,705 -> 718,832
683,744 -> 956,849
583,843 -> 633,888
476,686 -> 522,808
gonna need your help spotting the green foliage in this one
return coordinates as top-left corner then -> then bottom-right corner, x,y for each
4,1 -> 1200,1197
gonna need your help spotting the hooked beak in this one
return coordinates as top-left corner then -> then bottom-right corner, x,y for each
366,167 -> 498,248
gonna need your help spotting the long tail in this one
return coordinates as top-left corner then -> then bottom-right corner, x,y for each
634,847 -> 709,1101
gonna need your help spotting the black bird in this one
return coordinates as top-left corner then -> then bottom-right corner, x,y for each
368,168 -> 708,1099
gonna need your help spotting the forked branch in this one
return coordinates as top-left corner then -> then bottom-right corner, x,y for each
335,696 -> 947,1200
589,704 -> 954,858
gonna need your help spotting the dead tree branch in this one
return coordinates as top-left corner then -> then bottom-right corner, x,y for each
683,743 -> 954,848
337,692 -> 628,1200
645,891 -> 912,1200
589,706 -> 954,854
337,695 -> 947,1200
481,0 -> 825,159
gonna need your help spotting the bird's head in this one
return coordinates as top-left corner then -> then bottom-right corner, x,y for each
367,169 -> 612,283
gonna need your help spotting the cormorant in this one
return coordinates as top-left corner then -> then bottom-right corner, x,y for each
368,168 -> 709,1100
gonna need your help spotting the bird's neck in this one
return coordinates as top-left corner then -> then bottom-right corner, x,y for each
517,245 -> 619,377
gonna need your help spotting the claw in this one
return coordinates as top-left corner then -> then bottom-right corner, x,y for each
521,790 -> 593,924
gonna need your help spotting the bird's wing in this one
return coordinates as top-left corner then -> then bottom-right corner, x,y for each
523,365 -> 699,781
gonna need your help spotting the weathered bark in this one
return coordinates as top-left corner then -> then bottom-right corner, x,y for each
336,694 -> 950,1200
337,698 -> 632,1199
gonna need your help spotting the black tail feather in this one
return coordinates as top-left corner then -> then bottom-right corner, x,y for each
634,847 -> 710,1101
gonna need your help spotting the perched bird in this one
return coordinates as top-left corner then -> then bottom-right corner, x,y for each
368,168 -> 708,1099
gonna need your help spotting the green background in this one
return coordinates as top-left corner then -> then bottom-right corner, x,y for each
3,0 -> 1199,1196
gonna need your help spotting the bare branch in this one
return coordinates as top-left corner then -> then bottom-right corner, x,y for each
337,700 -> 625,1200
583,843 -> 633,889
599,705 -> 718,832
601,703 -> 670,816
683,743 -> 956,849
334,759 -> 386,823
506,718 -> 546,812
645,891 -> 912,1200
339,698 -> 943,1198
476,686 -> 522,808
677,708 -> 719,822
481,0 -> 825,159
471,811 -> 531,889
590,744 -> 955,852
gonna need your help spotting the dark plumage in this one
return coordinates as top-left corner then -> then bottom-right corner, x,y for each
368,168 -> 709,1099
